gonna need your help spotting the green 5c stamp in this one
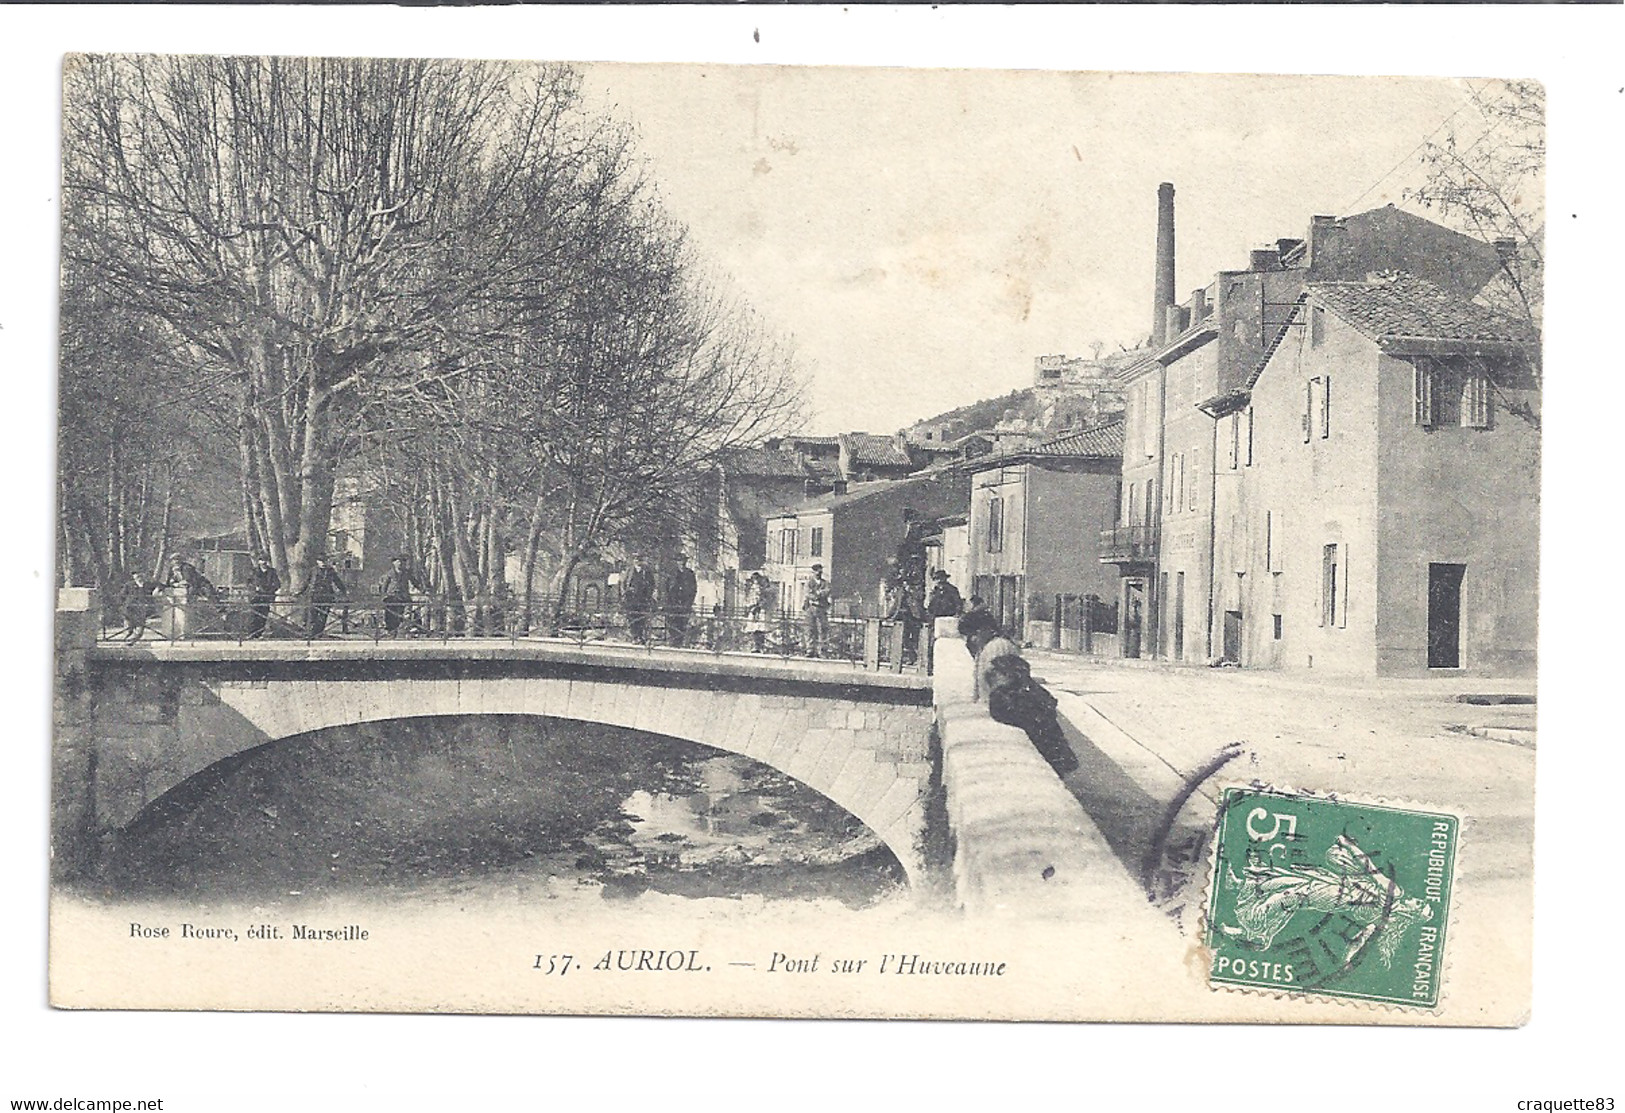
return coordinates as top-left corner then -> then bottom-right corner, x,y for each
1205,788 -> 1458,1008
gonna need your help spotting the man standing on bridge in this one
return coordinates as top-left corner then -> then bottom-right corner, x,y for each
378,554 -> 426,637
306,554 -> 347,638
247,553 -> 280,638
803,563 -> 832,658
623,553 -> 656,644
664,552 -> 698,647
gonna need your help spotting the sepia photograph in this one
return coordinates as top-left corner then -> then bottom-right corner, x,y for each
47,53 -> 1546,1025
9,3 -> 1620,1105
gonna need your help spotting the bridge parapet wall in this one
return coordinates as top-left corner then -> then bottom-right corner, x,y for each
931,620 -> 1164,923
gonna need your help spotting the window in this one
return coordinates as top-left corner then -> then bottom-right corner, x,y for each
810,527 -> 824,558
1246,407 -> 1255,466
1228,413 -> 1241,470
1311,305 -> 1326,346
779,528 -> 797,565
1273,614 -> 1283,640
1303,379 -> 1315,443
1265,511 -> 1274,572
986,496 -> 1004,553
1188,454 -> 1200,512
1415,357 -> 1490,428
1320,375 -> 1332,439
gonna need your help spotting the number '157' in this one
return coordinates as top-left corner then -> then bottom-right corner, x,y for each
534,954 -> 574,975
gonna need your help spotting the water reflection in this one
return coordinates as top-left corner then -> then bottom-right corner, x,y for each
101,715 -> 906,908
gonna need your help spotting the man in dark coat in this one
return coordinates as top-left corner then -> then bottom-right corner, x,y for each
623,554 -> 656,644
378,554 -> 425,637
306,554 -> 347,637
983,654 -> 1078,777
247,553 -> 281,638
664,553 -> 698,647
926,570 -> 964,619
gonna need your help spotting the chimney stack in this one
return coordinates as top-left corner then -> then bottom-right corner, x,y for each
1152,182 -> 1176,345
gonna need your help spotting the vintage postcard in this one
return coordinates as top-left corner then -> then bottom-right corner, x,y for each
49,57 -> 1540,1024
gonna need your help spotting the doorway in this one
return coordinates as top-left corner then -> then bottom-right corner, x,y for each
1223,610 -> 1242,664
1123,579 -> 1146,658
1173,572 -> 1186,661
1427,563 -> 1465,669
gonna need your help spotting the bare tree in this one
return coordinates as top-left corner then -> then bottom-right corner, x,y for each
61,55 -> 599,591
1408,79 -> 1544,338
56,248 -> 223,594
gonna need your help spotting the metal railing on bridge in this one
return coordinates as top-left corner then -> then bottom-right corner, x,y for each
98,588 -> 934,674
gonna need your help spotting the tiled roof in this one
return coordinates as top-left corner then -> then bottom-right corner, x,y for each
723,447 -> 811,479
840,432 -> 914,469
1027,417 -> 1125,459
1308,275 -> 1537,347
968,418 -> 1124,469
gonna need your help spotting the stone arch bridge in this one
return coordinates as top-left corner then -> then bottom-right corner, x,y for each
54,596 -> 934,882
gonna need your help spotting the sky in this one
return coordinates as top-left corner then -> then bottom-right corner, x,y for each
575,67 -> 1480,436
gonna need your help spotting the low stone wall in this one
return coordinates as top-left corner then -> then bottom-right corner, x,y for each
931,619 -> 1166,923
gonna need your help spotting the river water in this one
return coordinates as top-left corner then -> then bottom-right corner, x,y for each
98,715 -> 909,910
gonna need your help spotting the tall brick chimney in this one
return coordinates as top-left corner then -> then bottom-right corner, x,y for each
1152,182 -> 1176,346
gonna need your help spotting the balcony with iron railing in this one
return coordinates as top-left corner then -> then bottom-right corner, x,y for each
1098,524 -> 1159,564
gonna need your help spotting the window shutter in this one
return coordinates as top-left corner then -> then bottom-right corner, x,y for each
1414,360 -> 1436,427
1303,381 -> 1314,442
1463,364 -> 1491,428
1246,407 -> 1254,466
1321,375 -> 1332,439
1339,542 -> 1349,629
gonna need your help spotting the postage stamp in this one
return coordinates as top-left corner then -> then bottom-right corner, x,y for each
1205,788 -> 1459,1008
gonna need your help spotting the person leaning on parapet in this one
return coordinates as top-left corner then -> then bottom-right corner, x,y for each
803,563 -> 832,658
306,554 -> 347,638
926,569 -> 963,619
957,595 -> 998,652
378,554 -> 426,638
983,654 -> 1078,777
664,552 -> 698,647
247,552 -> 281,638
623,554 -> 656,644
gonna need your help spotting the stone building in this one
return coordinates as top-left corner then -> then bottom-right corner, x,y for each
1213,275 -> 1538,675
1103,180 -> 1515,667
763,471 -> 970,614
965,419 -> 1124,641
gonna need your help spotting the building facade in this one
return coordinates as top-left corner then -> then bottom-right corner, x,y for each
1219,276 -> 1538,675
965,420 -> 1124,640
1104,181 -> 1515,667
763,471 -> 970,614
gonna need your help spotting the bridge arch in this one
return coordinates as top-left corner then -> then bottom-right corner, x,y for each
78,654 -> 933,884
